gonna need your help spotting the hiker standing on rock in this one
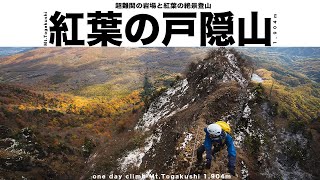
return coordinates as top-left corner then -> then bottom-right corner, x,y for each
196,121 -> 236,176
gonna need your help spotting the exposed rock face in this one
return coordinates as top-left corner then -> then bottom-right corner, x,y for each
118,48 -> 250,176
135,48 -> 251,132
117,48 -> 317,180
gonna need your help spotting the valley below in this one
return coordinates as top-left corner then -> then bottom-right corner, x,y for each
0,47 -> 319,179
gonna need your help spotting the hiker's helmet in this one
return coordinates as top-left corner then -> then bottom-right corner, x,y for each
207,124 -> 222,139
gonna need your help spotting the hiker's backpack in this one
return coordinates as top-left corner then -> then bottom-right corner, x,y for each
216,121 -> 231,134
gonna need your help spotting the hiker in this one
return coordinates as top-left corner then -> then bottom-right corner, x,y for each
196,122 -> 236,176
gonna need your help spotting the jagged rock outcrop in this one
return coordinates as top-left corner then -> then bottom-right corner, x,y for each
118,48 -> 252,178
117,48 -> 316,180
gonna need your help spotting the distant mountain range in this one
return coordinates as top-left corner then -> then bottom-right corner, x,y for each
0,47 -> 35,57
239,47 -> 320,58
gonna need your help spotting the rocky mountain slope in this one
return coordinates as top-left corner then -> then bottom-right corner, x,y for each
100,48 -> 319,180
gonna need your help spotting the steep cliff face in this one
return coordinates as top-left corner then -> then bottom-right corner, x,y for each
116,48 -> 317,180
117,48 -> 249,177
